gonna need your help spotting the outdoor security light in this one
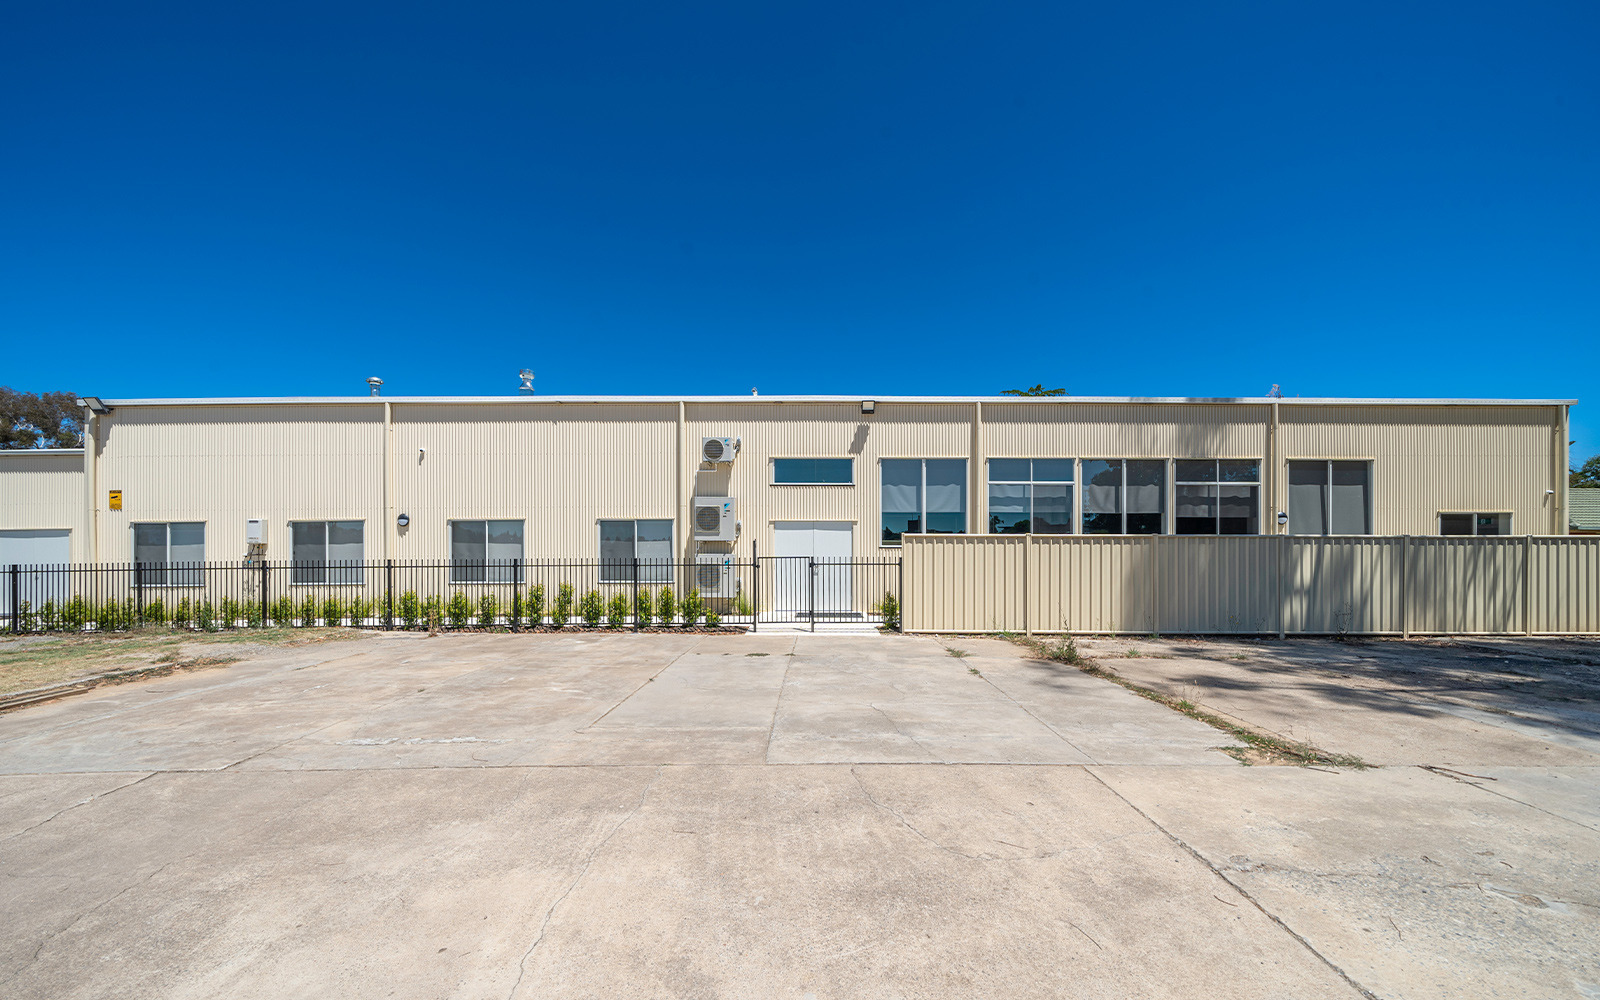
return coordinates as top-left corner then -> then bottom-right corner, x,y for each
397,513 -> 410,527
79,397 -> 111,415
861,400 -> 876,414
1276,510 -> 1289,526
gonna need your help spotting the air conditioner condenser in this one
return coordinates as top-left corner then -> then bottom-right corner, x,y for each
694,554 -> 739,598
692,496 -> 738,541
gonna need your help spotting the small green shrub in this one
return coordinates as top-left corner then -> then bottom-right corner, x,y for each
552,583 -> 574,627
196,600 -> 217,632
878,591 -> 901,631
635,588 -> 653,626
606,592 -> 628,628
655,586 -> 676,626
680,589 -> 704,627
16,599 -> 36,632
348,596 -> 374,623
734,590 -> 753,617
299,593 -> 319,627
579,589 -> 605,626
477,593 -> 499,627
447,592 -> 472,628
399,590 -> 421,629
246,599 -> 264,628
173,597 -> 193,628
40,599 -> 61,631
526,584 -> 546,626
272,595 -> 296,627
63,596 -> 90,631
322,595 -> 344,626
705,609 -> 722,628
424,595 -> 443,632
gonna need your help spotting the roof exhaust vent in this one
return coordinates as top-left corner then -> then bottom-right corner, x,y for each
519,369 -> 535,394
366,377 -> 384,397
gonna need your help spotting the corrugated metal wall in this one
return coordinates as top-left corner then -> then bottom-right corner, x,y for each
905,533 -> 1600,635
41,397 -> 1566,564
1279,405 -> 1560,535
0,451 -> 87,560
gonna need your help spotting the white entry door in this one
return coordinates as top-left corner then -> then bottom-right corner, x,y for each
0,529 -> 72,611
772,521 -> 853,616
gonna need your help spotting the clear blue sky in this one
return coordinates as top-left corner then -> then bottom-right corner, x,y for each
3,2 -> 1596,457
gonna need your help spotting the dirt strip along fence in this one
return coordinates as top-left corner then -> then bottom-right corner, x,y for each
901,534 -> 1600,636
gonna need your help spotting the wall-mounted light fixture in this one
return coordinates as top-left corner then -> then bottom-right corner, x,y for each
78,397 -> 111,415
397,513 -> 410,527
861,400 -> 876,414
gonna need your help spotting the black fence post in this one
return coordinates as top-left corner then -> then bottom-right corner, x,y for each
385,559 -> 394,631
512,561 -> 522,633
632,558 -> 640,631
808,556 -> 816,634
751,541 -> 758,633
134,561 -> 144,624
897,556 -> 905,632
8,564 -> 17,634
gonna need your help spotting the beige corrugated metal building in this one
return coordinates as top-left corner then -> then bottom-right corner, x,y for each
0,395 -> 1576,567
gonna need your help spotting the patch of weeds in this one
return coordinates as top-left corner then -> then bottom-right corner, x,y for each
1125,648 -> 1142,658
745,652 -> 769,657
945,648 -> 971,659
1010,635 -> 1369,769
967,666 -> 981,675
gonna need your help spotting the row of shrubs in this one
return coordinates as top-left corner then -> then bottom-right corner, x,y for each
8,585 -> 725,633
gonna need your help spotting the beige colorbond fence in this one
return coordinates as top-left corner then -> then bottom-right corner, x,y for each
902,534 -> 1600,636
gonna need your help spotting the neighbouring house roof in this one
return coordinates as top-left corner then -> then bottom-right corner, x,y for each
1572,488 -> 1600,532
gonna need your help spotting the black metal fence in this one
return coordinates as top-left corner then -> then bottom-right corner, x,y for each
2,557 -> 903,634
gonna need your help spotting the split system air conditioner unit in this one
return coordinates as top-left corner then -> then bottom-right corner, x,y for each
692,496 -> 738,541
695,554 -> 739,598
701,436 -> 739,464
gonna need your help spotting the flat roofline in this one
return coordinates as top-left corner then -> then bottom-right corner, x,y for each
94,395 -> 1577,407
0,448 -> 84,455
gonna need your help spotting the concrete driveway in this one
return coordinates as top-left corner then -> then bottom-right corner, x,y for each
0,631 -> 1596,999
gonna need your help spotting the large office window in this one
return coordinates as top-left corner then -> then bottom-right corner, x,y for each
1175,461 -> 1261,535
450,520 -> 524,582
773,458 -> 854,485
1439,512 -> 1510,536
1288,461 -> 1371,535
881,459 -> 967,544
1081,460 -> 1165,534
291,521 -> 365,584
132,522 -> 205,586
988,459 -> 1074,534
599,519 -> 674,583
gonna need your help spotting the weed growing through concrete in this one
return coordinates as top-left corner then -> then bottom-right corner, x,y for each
945,648 -> 970,659
1125,648 -> 1142,658
1010,635 -> 1368,769
967,666 -> 981,675
745,652 -> 769,657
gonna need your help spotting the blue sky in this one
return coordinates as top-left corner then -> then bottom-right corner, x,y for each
3,2 -> 1596,456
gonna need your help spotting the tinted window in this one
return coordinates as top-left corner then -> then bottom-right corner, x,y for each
774,458 -> 853,484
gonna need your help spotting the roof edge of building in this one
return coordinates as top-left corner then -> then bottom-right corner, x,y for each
90,395 -> 1578,408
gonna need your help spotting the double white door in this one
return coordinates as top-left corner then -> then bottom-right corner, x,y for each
772,521 -> 853,615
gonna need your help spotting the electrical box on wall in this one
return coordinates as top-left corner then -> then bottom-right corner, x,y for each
246,519 -> 267,545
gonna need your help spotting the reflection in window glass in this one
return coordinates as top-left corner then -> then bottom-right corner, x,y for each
451,520 -> 524,582
1438,512 -> 1510,536
291,521 -> 365,584
987,459 -> 1074,534
1289,461 -> 1371,535
1081,460 -> 1122,534
132,522 -> 205,586
600,519 -> 674,582
881,459 -> 967,543
1125,461 -> 1165,534
773,458 -> 854,484
1175,461 -> 1260,535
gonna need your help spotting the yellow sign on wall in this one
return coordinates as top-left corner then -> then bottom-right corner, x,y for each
108,490 -> 122,510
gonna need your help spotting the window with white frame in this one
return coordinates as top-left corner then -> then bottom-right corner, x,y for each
132,522 -> 205,586
1081,460 -> 1165,534
599,519 -> 674,583
1288,461 -> 1371,535
987,459 -> 1074,534
450,520 -> 524,582
1175,460 -> 1261,535
291,521 -> 365,584
881,458 -> 967,544
773,458 -> 854,485
1439,512 -> 1511,535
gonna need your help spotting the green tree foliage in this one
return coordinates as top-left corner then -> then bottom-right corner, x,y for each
477,594 -> 499,627
526,585 -> 546,626
635,588 -> 654,625
1000,384 -> 1066,397
1572,455 -> 1600,488
579,589 -> 605,626
447,592 -> 472,628
606,592 -> 629,628
655,586 -> 676,625
552,583 -> 574,626
680,589 -> 704,626
0,387 -> 83,449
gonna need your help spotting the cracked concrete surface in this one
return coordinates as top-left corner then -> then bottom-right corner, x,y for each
0,632 -> 1596,998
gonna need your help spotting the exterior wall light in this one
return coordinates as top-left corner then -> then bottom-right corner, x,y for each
397,513 -> 410,527
861,400 -> 876,414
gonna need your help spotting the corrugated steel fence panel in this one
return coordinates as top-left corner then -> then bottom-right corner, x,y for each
1529,536 -> 1600,634
905,534 -> 1600,635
